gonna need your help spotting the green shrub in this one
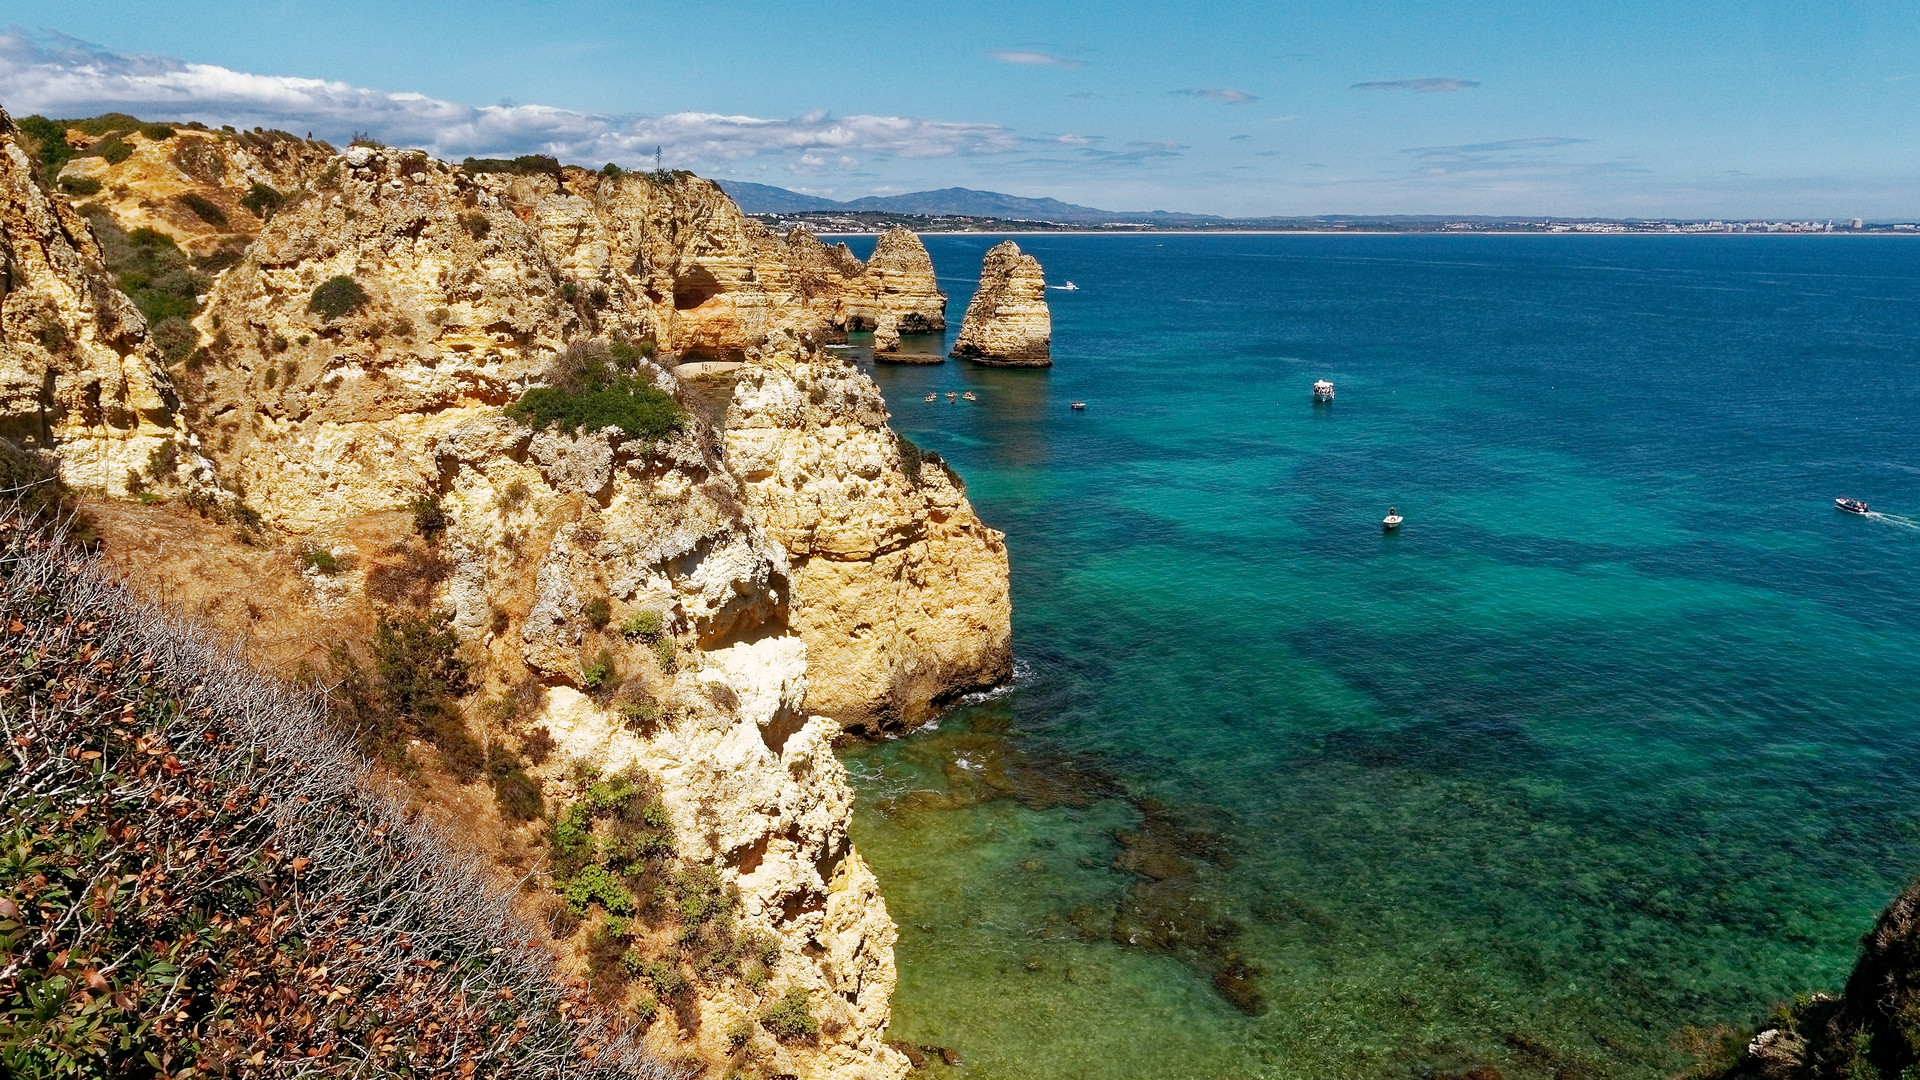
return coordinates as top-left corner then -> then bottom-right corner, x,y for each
412,494 -> 448,542
563,864 -> 637,915
621,609 -> 664,641
895,431 -> 924,483
461,211 -> 491,239
67,113 -> 142,136
601,162 -> 625,179
506,377 -> 686,444
651,636 -> 678,673
240,181 -> 283,217
583,648 -> 615,690
301,545 -> 347,574
585,595 -> 612,629
83,215 -> 206,326
462,154 -> 561,176
150,316 -> 197,361
178,192 -> 229,228
350,132 -> 384,148
94,133 -> 133,165
17,114 -> 76,178
365,612 -> 480,780
309,274 -> 370,319
487,742 -> 543,820
761,987 -> 819,1042
55,175 -> 101,196
618,700 -> 661,733
141,123 -> 175,140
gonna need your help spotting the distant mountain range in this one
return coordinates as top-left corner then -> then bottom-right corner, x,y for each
715,182 -> 1221,225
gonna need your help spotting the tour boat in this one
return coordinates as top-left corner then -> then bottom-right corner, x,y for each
925,393 -> 936,402
1060,281 -> 1079,291
1836,497 -> 1870,515
1313,380 -> 1336,402
1383,507 -> 1403,530
1071,401 -> 1087,410
962,391 -> 977,401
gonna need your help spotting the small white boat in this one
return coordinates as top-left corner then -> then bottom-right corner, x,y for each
1383,507 -> 1403,530
1053,281 -> 1079,291
946,391 -> 958,402
1837,497 -> 1870,515
1313,380 -> 1336,402
962,391 -> 977,401
925,393 -> 937,402
1071,401 -> 1086,410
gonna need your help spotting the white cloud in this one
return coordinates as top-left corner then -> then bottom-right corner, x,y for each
0,29 -> 1020,167
988,51 -> 1085,69
1350,78 -> 1480,93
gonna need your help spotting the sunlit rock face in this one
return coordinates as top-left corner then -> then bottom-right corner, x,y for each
951,239 -> 1051,365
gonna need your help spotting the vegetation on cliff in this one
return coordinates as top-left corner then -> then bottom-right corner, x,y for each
0,509 -> 663,1078
507,341 -> 686,445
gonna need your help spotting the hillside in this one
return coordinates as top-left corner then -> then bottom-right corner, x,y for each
717,181 -> 1221,224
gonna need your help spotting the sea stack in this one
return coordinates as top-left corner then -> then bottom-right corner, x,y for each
951,240 -> 1051,365
849,226 -> 946,359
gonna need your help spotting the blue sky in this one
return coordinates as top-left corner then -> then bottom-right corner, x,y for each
4,1 -> 1919,217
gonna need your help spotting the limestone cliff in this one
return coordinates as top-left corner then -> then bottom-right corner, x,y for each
55,123 -> 332,259
951,239 -> 1051,365
482,171 -> 942,361
726,329 -> 1012,733
186,144 -> 908,1079
0,106 -> 209,496
842,227 -> 946,359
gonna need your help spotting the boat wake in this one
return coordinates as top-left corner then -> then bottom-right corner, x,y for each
1865,511 -> 1920,532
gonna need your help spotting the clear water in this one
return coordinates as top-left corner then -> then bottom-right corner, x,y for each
830,234 -> 1920,1080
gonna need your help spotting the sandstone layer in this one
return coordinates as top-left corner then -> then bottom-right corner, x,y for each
0,106 -> 210,496
726,329 -> 1012,733
951,239 -> 1051,365
843,227 -> 946,358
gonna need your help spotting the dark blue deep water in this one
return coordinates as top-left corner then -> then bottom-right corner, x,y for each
830,235 -> 1920,1079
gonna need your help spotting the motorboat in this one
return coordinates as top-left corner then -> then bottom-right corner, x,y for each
1837,497 -> 1870,515
962,391 -> 977,401
1071,401 -> 1087,410
1313,380 -> 1335,402
947,391 -> 958,402
1383,507 -> 1403,530
925,392 -> 937,402
1053,281 -> 1080,291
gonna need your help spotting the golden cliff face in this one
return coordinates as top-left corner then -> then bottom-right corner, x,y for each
191,145 -> 583,527
726,329 -> 1013,733
24,124 -> 1010,1077
186,143 -> 909,1079
489,171 -> 945,361
0,107 -> 210,496
951,239 -> 1051,365
56,123 -> 333,259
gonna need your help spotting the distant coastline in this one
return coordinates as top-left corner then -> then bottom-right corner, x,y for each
797,219 -> 1920,237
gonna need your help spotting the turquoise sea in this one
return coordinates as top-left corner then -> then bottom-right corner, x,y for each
831,234 -> 1920,1080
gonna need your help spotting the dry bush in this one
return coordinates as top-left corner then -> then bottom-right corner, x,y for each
0,507 -> 672,1077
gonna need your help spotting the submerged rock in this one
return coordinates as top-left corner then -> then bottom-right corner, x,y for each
950,240 -> 1050,365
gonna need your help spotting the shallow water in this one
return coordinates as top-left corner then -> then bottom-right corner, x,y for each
831,234 -> 1920,1079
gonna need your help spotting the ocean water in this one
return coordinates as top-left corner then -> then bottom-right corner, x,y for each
829,234 -> 1920,1080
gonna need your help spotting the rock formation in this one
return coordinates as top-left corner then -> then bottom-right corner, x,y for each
54,122 -> 333,259
726,329 -> 1012,733
0,106 -> 211,496
951,240 -> 1051,365
843,227 -> 946,359
16,116 -> 1009,1078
